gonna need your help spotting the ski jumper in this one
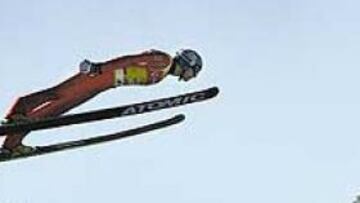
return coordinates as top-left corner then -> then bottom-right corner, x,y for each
3,50 -> 173,149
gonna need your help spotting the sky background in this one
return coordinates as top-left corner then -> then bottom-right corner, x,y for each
1,0 -> 360,202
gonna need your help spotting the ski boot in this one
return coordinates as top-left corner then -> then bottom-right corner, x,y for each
1,119 -> 9,125
10,144 -> 36,157
1,114 -> 36,157
0,147 -> 11,155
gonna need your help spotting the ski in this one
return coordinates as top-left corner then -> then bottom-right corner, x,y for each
0,86 -> 219,136
0,114 -> 185,163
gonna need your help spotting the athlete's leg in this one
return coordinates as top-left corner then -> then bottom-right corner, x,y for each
2,88 -> 58,151
5,87 -> 58,119
2,90 -> 100,151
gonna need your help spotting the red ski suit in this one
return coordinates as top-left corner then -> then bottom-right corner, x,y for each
3,50 -> 173,149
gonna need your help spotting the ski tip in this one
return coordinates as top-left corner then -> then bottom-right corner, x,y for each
208,86 -> 220,98
173,114 -> 186,123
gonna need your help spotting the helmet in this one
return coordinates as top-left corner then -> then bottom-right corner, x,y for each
174,49 -> 203,76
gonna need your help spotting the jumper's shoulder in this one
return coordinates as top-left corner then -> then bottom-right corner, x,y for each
134,49 -> 173,69
141,49 -> 170,56
101,50 -> 172,70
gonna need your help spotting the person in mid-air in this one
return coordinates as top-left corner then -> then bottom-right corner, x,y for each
1,49 -> 203,155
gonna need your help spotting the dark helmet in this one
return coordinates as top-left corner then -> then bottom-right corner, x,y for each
174,49 -> 203,76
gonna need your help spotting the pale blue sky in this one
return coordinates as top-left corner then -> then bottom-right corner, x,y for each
1,0 -> 360,202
